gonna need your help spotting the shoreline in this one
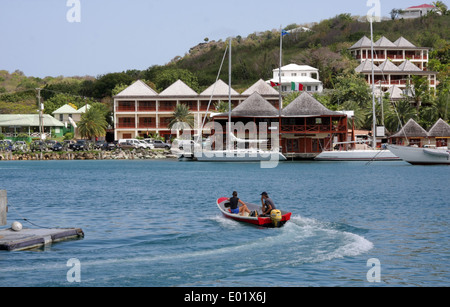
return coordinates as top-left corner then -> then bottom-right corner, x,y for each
0,149 -> 178,161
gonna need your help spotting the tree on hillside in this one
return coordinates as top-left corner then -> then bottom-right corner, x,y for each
93,73 -> 133,98
153,69 -> 199,93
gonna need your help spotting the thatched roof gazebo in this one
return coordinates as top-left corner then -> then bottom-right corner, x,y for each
215,92 -> 279,118
281,92 -> 343,117
428,118 -> 450,138
390,118 -> 429,146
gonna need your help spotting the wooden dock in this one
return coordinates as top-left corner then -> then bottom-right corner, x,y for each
0,228 -> 84,251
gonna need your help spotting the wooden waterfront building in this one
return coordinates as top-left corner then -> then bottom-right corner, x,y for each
280,92 -> 347,159
389,118 -> 429,146
211,91 -> 348,159
427,118 -> 450,148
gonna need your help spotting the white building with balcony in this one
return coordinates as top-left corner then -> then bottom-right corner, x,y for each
267,64 -> 323,93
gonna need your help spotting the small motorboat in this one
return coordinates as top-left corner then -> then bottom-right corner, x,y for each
216,197 -> 292,228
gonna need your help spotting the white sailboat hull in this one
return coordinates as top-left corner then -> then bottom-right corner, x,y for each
195,150 -> 287,162
387,145 -> 450,165
315,149 -> 400,161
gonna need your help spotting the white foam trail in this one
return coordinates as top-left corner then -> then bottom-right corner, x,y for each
0,215 -> 374,273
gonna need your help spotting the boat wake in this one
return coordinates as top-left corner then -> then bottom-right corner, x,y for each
211,214 -> 373,265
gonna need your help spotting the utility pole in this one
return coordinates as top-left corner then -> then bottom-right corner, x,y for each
36,88 -> 44,140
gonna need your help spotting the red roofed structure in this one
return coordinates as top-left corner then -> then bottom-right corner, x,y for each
400,4 -> 437,19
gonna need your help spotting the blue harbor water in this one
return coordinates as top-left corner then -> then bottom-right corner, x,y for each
0,160 -> 448,287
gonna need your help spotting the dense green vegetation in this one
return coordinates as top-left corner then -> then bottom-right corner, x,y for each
1,12 -> 448,132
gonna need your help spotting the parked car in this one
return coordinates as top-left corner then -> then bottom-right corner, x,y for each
73,140 -> 89,151
52,142 -> 64,151
151,140 -> 171,150
0,140 -> 13,151
46,140 -> 57,149
118,139 -> 148,149
30,140 -> 47,152
138,140 -> 154,149
118,141 -> 137,150
107,141 -> 118,151
12,141 -> 28,152
95,140 -> 108,150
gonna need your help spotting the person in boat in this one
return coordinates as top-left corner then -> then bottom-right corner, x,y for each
228,191 -> 251,216
260,192 -> 276,216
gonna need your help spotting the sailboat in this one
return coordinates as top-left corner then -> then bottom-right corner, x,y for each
386,144 -> 450,165
315,19 -> 399,162
194,38 -> 286,162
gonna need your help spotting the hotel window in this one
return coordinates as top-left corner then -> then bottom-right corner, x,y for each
301,73 -> 307,76
59,114 -> 63,121
291,73 -> 297,76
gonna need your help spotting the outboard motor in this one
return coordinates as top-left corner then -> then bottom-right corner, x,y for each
270,210 -> 282,227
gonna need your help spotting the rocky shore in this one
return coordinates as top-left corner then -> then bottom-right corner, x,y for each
0,149 -> 178,161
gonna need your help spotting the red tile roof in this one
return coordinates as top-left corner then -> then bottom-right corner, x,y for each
407,4 -> 435,9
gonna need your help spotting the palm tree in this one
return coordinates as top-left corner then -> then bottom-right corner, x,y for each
78,106 -> 108,140
168,104 -> 195,130
385,99 -> 417,133
433,1 -> 448,15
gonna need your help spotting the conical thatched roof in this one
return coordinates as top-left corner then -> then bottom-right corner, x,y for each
428,118 -> 450,137
224,92 -> 279,117
391,118 -> 428,138
281,92 -> 343,117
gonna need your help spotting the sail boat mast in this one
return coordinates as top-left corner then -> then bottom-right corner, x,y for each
279,26 -> 283,116
228,38 -> 232,151
370,19 -> 377,149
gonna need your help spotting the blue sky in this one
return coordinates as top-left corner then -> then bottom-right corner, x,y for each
0,0 -> 447,78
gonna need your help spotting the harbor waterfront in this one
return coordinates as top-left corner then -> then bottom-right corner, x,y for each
0,160 -> 448,287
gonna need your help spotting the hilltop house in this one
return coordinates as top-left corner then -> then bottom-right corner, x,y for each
267,64 -> 323,93
399,4 -> 438,19
349,35 -> 437,101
